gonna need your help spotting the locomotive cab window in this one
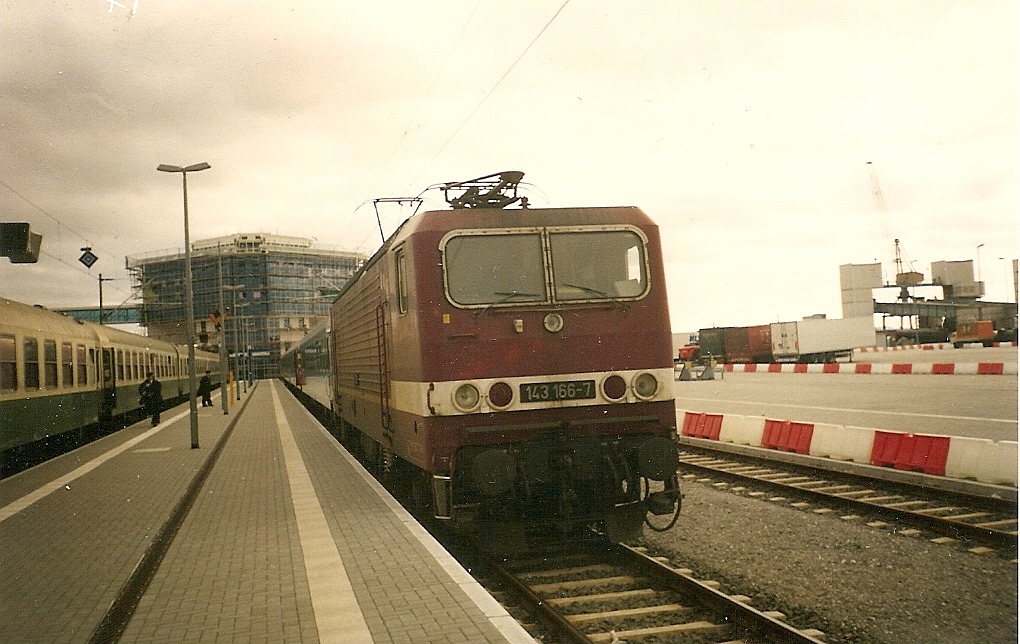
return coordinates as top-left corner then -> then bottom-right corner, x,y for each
550,229 -> 648,301
441,226 -> 649,308
442,232 -> 547,306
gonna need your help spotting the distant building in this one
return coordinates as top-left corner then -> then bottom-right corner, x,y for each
127,233 -> 364,379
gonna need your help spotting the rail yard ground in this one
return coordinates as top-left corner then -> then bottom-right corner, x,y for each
638,481 -> 1018,644
658,344 -> 1018,643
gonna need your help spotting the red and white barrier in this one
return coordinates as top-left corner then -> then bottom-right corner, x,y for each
858,341 -> 1018,352
723,362 -> 1016,375
678,409 -> 1018,487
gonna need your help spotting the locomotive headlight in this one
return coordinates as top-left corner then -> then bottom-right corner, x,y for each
543,313 -> 564,333
453,383 -> 481,412
632,372 -> 659,400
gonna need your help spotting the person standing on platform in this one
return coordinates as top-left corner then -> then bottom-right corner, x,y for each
198,370 -> 213,407
139,372 -> 162,426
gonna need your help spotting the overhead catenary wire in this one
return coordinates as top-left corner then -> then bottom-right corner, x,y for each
0,178 -> 135,300
411,0 -> 572,186
342,2 -> 571,254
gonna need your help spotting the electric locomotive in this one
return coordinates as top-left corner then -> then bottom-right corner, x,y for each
330,172 -> 680,539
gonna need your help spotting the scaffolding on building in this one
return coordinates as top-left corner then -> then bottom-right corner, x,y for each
126,233 -> 365,379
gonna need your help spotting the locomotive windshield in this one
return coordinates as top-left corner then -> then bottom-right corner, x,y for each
441,227 -> 649,308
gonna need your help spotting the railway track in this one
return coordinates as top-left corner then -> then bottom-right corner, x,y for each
472,540 -> 826,644
677,446 -> 1018,555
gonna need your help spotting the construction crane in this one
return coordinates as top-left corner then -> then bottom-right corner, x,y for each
866,162 -> 922,299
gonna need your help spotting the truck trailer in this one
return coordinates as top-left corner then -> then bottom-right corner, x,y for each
771,316 -> 876,363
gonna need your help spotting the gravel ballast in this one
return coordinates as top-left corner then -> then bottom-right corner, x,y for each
636,481 -> 1018,644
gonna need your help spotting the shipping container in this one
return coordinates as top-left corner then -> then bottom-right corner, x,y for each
698,327 -> 726,360
723,325 -> 772,363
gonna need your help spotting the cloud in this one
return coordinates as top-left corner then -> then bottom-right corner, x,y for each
1,0 -> 1016,328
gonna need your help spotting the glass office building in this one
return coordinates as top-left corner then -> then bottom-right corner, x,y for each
126,233 -> 364,379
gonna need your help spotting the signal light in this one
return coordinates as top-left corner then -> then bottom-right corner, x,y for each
487,382 -> 513,408
602,374 -> 627,401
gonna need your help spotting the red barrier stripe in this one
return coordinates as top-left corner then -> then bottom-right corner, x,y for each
891,363 -> 912,374
767,363 -> 783,373
681,412 -> 723,440
870,430 -> 950,475
793,364 -> 808,373
681,412 -> 700,437
977,362 -> 1005,375
931,363 -> 955,375
822,363 -> 840,373
762,419 -> 784,450
871,430 -> 903,467
744,364 -> 758,373
854,363 -> 872,374
762,419 -> 814,454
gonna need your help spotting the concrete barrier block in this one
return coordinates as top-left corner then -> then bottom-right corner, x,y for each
718,414 -> 766,446
946,438 -> 1018,486
810,424 -> 874,463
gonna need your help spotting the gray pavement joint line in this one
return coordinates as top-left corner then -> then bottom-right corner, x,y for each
279,382 -> 539,644
87,384 -> 258,644
270,381 -> 375,644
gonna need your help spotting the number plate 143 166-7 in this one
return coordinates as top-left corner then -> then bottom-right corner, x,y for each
520,379 -> 596,403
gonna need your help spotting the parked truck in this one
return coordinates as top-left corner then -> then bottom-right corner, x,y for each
770,316 -> 876,363
950,320 -> 996,348
695,317 -> 875,364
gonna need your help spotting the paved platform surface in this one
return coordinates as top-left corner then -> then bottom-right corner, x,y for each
0,381 -> 535,644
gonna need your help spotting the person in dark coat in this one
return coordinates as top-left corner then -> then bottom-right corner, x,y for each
138,372 -> 163,426
198,370 -> 213,407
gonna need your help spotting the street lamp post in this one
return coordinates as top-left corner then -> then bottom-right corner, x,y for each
223,285 -> 246,400
157,162 -> 211,449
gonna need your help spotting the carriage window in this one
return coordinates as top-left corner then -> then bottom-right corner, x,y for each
77,345 -> 87,386
1,334 -> 16,392
117,350 -> 124,381
549,230 -> 648,301
61,342 -> 73,387
44,340 -> 58,389
24,338 -> 40,390
443,233 -> 546,306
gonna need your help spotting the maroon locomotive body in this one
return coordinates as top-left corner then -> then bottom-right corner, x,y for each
329,175 -> 680,538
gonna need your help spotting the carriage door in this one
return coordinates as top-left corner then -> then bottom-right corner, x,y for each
101,347 -> 116,416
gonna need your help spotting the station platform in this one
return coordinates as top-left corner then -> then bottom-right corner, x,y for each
0,381 -> 535,644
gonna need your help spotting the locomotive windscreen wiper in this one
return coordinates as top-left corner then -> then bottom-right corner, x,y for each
560,283 -> 629,309
475,290 -> 541,316
562,282 -> 609,298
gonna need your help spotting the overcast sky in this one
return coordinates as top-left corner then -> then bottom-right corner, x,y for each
2,1 -> 1016,333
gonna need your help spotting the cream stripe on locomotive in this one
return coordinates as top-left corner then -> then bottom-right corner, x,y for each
388,367 -> 675,417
